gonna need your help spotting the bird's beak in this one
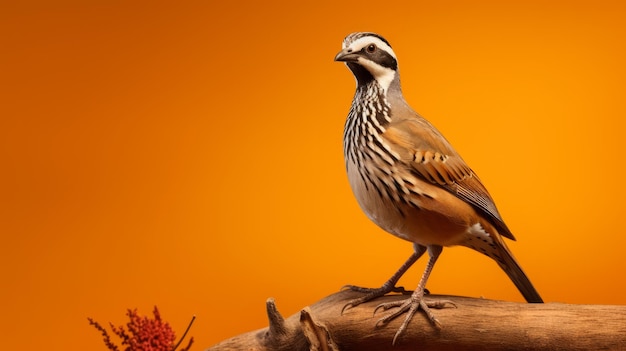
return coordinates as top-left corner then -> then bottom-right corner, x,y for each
334,49 -> 360,62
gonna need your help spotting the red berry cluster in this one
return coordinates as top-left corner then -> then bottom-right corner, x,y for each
88,306 -> 194,351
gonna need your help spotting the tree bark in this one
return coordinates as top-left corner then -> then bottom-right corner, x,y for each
205,290 -> 626,351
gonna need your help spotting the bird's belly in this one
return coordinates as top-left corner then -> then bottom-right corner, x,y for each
346,161 -> 470,247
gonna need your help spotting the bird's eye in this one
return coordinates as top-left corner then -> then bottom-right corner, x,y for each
366,44 -> 376,53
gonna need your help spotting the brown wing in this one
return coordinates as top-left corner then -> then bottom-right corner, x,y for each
383,118 -> 515,240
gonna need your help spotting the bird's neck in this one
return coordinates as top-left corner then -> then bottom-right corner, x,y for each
343,81 -> 393,166
353,81 -> 392,128
350,73 -> 405,125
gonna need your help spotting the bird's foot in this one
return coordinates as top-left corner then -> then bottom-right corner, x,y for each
374,290 -> 456,345
340,284 -> 411,314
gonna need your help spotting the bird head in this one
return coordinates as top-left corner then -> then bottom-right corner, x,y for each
334,32 -> 399,92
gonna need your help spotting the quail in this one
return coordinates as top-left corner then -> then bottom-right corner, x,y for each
334,32 -> 543,345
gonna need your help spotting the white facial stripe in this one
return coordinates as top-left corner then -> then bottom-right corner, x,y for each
357,58 -> 395,92
344,36 -> 397,60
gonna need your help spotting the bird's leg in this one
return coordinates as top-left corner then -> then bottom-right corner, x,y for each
342,244 -> 426,313
374,245 -> 456,345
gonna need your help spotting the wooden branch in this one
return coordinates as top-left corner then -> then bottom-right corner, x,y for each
205,290 -> 626,351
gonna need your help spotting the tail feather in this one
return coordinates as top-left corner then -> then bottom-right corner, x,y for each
464,222 -> 543,303
496,240 -> 543,303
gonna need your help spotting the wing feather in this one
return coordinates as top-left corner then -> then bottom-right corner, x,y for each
383,119 -> 515,240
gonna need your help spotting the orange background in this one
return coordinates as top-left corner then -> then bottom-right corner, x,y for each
1,1 -> 625,349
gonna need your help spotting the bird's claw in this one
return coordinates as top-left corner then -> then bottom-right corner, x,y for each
373,293 -> 456,345
340,284 -> 409,314
341,286 -> 387,314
